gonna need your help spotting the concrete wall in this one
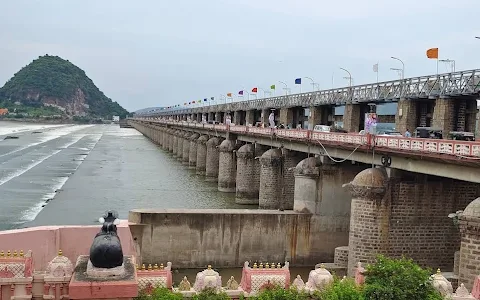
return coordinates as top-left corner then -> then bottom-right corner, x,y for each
128,209 -> 349,268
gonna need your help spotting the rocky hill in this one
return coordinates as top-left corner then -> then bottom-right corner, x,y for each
0,55 -> 129,118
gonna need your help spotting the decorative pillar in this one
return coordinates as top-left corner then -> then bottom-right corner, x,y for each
188,133 -> 200,169
293,157 -> 321,213
205,137 -> 222,182
259,148 -> 283,209
458,197 -> 480,290
182,133 -> 190,165
218,139 -> 237,192
195,135 -> 210,175
343,104 -> 361,133
345,168 -> 388,276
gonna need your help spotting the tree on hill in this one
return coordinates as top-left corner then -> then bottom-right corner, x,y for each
0,55 -> 129,119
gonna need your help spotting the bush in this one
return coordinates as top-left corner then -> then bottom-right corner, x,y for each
317,277 -> 364,300
135,287 -> 182,300
363,255 -> 443,300
192,287 -> 229,300
250,286 -> 310,300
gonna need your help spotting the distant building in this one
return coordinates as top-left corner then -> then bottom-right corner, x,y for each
113,115 -> 120,122
0,108 -> 8,115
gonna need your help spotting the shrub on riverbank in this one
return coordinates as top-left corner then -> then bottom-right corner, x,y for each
135,256 -> 443,300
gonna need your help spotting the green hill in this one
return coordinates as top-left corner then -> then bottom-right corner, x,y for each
0,55 -> 129,119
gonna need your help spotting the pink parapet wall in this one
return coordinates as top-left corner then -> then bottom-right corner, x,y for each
0,220 -> 137,271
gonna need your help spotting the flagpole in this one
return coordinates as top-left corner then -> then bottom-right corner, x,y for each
436,58 -> 439,75
376,62 -> 379,83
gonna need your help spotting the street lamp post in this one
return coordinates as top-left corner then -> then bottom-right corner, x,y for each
278,81 -> 288,95
439,59 -> 456,72
339,68 -> 352,87
304,77 -> 316,91
390,67 -> 403,79
390,56 -> 405,80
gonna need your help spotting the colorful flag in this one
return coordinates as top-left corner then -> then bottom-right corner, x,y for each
210,97 -> 214,100
189,102 -> 191,105
238,90 -> 244,95
204,98 -> 207,102
184,103 -> 187,105
426,48 -> 439,59
252,87 -> 258,93
270,84 -> 276,90
295,78 -> 301,84
373,63 -> 378,72
227,93 -> 232,97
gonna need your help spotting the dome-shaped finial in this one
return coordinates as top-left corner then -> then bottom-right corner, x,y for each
58,249 -> 63,256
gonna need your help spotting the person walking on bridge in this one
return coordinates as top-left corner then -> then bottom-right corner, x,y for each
405,129 -> 411,137
268,111 -> 275,128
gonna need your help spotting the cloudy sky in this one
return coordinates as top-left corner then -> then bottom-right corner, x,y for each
1,0 -> 479,112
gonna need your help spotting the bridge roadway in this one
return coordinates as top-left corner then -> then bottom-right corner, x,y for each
131,119 -> 480,184
139,69 -> 480,116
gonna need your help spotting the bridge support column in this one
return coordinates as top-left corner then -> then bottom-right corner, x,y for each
172,131 -> 179,155
395,98 -> 417,135
176,132 -> 184,160
233,111 -> 242,125
235,144 -> 267,204
343,104 -> 361,133
188,133 -> 200,169
345,168 -> 388,276
294,157 -> 321,213
282,149 -> 307,210
182,133 -> 191,164
246,110 -> 255,126
215,113 -> 221,123
208,112 -> 214,122
308,106 -> 323,129
195,135 -> 209,175
280,108 -> 293,128
218,140 -> 237,192
167,130 -> 174,152
458,198 -> 480,290
261,109 -> 269,126
205,137 -> 222,182
259,149 -> 283,209
432,97 -> 455,136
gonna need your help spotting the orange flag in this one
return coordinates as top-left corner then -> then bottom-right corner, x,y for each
426,48 -> 438,59
227,93 -> 232,97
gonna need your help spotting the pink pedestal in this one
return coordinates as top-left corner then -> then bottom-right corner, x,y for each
472,276 -> 480,299
240,262 -> 290,294
137,263 -> 173,293
69,255 -> 137,300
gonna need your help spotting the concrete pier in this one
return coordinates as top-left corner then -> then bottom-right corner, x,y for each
188,133 -> 200,169
205,137 -> 222,182
259,148 -> 283,209
218,139 -> 237,192
196,135 -> 209,176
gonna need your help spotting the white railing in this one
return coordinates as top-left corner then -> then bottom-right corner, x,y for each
133,119 -> 480,158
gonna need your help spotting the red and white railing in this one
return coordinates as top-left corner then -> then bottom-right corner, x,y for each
135,119 -> 480,158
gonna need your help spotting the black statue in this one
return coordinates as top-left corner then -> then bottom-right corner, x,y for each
89,210 -> 124,268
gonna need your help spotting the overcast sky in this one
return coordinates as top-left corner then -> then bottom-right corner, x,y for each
1,0 -> 479,112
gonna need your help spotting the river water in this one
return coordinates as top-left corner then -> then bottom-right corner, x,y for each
0,121 -> 252,230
